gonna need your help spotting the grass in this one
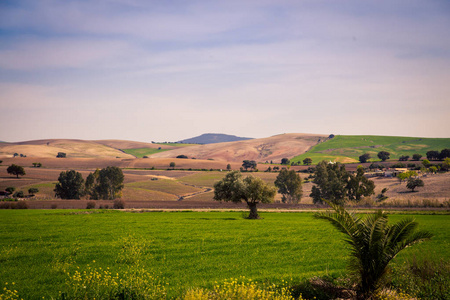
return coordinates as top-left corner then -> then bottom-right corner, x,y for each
0,210 -> 448,299
291,135 -> 450,164
126,179 -> 203,196
122,148 -> 170,158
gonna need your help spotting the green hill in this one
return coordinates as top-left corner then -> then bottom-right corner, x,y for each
291,135 -> 450,164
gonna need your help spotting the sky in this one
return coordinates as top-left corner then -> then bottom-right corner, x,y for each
1,0 -> 449,143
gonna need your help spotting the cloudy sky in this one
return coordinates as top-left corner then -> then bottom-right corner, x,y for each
1,0 -> 449,142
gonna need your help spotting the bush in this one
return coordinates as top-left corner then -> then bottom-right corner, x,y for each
13,191 -> 25,198
86,201 -> 96,209
51,204 -> 58,209
14,201 -> 29,209
391,162 -> 406,168
113,199 -> 125,209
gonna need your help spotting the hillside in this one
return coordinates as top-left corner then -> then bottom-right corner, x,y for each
0,139 -> 134,159
291,135 -> 450,164
177,133 -> 253,144
150,133 -> 327,163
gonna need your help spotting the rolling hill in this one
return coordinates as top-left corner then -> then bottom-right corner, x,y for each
149,133 -> 328,163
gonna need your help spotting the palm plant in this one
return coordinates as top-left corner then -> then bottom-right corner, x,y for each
315,202 -> 433,299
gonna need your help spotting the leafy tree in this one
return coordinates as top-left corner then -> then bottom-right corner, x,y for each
328,134 -> 335,139
397,170 -> 417,182
5,187 -> 15,194
213,171 -> 276,219
0,160 -> 3,164
406,177 -> 424,192
440,148 -> 450,160
412,154 -> 422,161
169,162 -> 176,169
429,166 -> 437,174
7,164 -> 26,178
13,191 -> 24,198
85,170 -> 99,199
242,160 -> 257,171
377,151 -> 390,161
176,155 -> 188,159
280,158 -> 290,165
56,152 -> 66,158
303,158 -> 312,165
54,170 -> 85,199
314,201 -> 433,299
399,155 -> 409,161
13,153 -> 19,157
422,159 -> 431,167
226,164 -> 231,171
274,169 -> 303,203
28,188 -> 39,196
310,161 -> 349,205
91,166 -> 124,200
426,150 -> 439,161
347,166 -> 375,202
358,153 -> 371,163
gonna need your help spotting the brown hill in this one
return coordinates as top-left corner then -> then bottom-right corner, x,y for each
0,139 -> 134,159
149,133 -> 327,163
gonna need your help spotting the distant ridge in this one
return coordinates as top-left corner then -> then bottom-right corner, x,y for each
178,133 -> 253,144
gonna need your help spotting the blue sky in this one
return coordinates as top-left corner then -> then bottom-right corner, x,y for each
1,0 -> 449,142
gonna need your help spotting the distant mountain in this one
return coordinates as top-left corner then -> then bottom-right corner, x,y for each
178,133 -> 253,144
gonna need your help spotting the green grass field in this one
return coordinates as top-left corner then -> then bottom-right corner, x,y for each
0,210 -> 448,299
122,148 -> 170,158
291,135 -> 450,164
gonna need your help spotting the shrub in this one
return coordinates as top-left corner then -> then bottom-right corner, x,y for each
86,201 -> 96,209
51,204 -> 58,209
14,200 -> 29,209
113,199 -> 125,209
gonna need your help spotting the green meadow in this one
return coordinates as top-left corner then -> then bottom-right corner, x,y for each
122,148 -> 170,158
0,210 -> 448,299
292,135 -> 450,164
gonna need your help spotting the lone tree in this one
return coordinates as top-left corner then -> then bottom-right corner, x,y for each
7,164 -> 26,178
358,153 -> 371,163
303,158 -> 312,165
406,177 -> 424,192
226,164 -> 231,171
399,155 -> 409,161
87,166 -> 124,200
169,162 -> 176,169
315,201 -> 433,299
54,170 -> 85,199
56,152 -> 66,158
28,187 -> 39,196
5,187 -> 15,194
213,171 -> 276,219
274,169 -> 303,203
377,151 -> 390,161
242,160 -> 257,171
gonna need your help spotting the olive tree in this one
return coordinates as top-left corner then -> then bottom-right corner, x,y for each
87,166 -> 124,200
213,171 -> 276,219
377,151 -> 390,162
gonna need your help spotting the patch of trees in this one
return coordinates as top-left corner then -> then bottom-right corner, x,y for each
54,167 -> 124,200
56,152 -> 66,158
398,155 -> 409,161
213,171 -> 276,219
303,158 -> 312,165
85,166 -> 124,200
412,153 -> 422,161
13,153 -> 27,157
7,164 -> 26,178
176,155 -> 188,159
377,151 -> 390,161
241,160 -> 257,171
358,153 -> 371,163
310,161 -> 375,205
274,169 -> 302,203
32,162 -> 42,168
280,158 -> 290,165
426,149 -> 450,161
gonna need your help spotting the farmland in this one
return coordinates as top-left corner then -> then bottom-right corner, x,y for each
0,210 -> 448,299
291,135 -> 450,164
